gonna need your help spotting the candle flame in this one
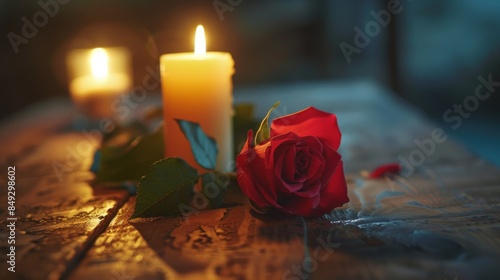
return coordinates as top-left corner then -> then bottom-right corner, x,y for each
194,25 -> 206,55
90,48 -> 109,80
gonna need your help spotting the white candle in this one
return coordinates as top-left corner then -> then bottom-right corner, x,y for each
66,47 -> 131,118
160,25 -> 235,172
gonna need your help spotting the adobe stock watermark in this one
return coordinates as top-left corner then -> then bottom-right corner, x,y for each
51,63 -> 161,182
213,0 -> 243,21
282,234 -> 341,280
398,74 -> 499,177
339,0 -> 410,64
7,0 -> 72,54
177,169 -> 232,220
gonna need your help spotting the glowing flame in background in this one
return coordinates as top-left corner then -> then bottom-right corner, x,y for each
90,48 -> 109,80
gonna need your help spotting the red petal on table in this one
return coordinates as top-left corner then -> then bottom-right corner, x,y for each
368,163 -> 402,178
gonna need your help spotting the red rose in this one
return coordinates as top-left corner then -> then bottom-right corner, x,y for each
236,107 -> 349,217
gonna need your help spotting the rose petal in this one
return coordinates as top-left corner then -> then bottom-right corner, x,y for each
295,136 -> 326,182
310,161 -> 349,217
275,143 -> 296,183
304,149 -> 325,181
293,180 -> 322,198
295,152 -> 310,175
236,130 -> 279,209
318,142 -> 342,187
278,193 -> 321,216
271,107 -> 341,150
269,133 -> 304,193
281,148 -> 298,183
368,163 -> 402,179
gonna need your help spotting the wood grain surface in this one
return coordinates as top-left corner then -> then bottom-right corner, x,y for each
0,101 -> 130,280
1,82 -> 499,280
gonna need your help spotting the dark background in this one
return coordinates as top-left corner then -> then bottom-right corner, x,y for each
1,0 -> 499,164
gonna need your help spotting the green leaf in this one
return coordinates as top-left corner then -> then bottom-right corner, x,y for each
176,119 -> 218,170
254,101 -> 280,146
130,158 -> 199,219
92,125 -> 165,184
201,171 -> 231,209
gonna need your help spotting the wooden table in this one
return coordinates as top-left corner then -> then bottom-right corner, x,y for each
1,81 -> 499,280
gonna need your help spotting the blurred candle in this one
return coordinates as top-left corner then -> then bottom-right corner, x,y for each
66,47 -> 131,118
160,25 -> 235,172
